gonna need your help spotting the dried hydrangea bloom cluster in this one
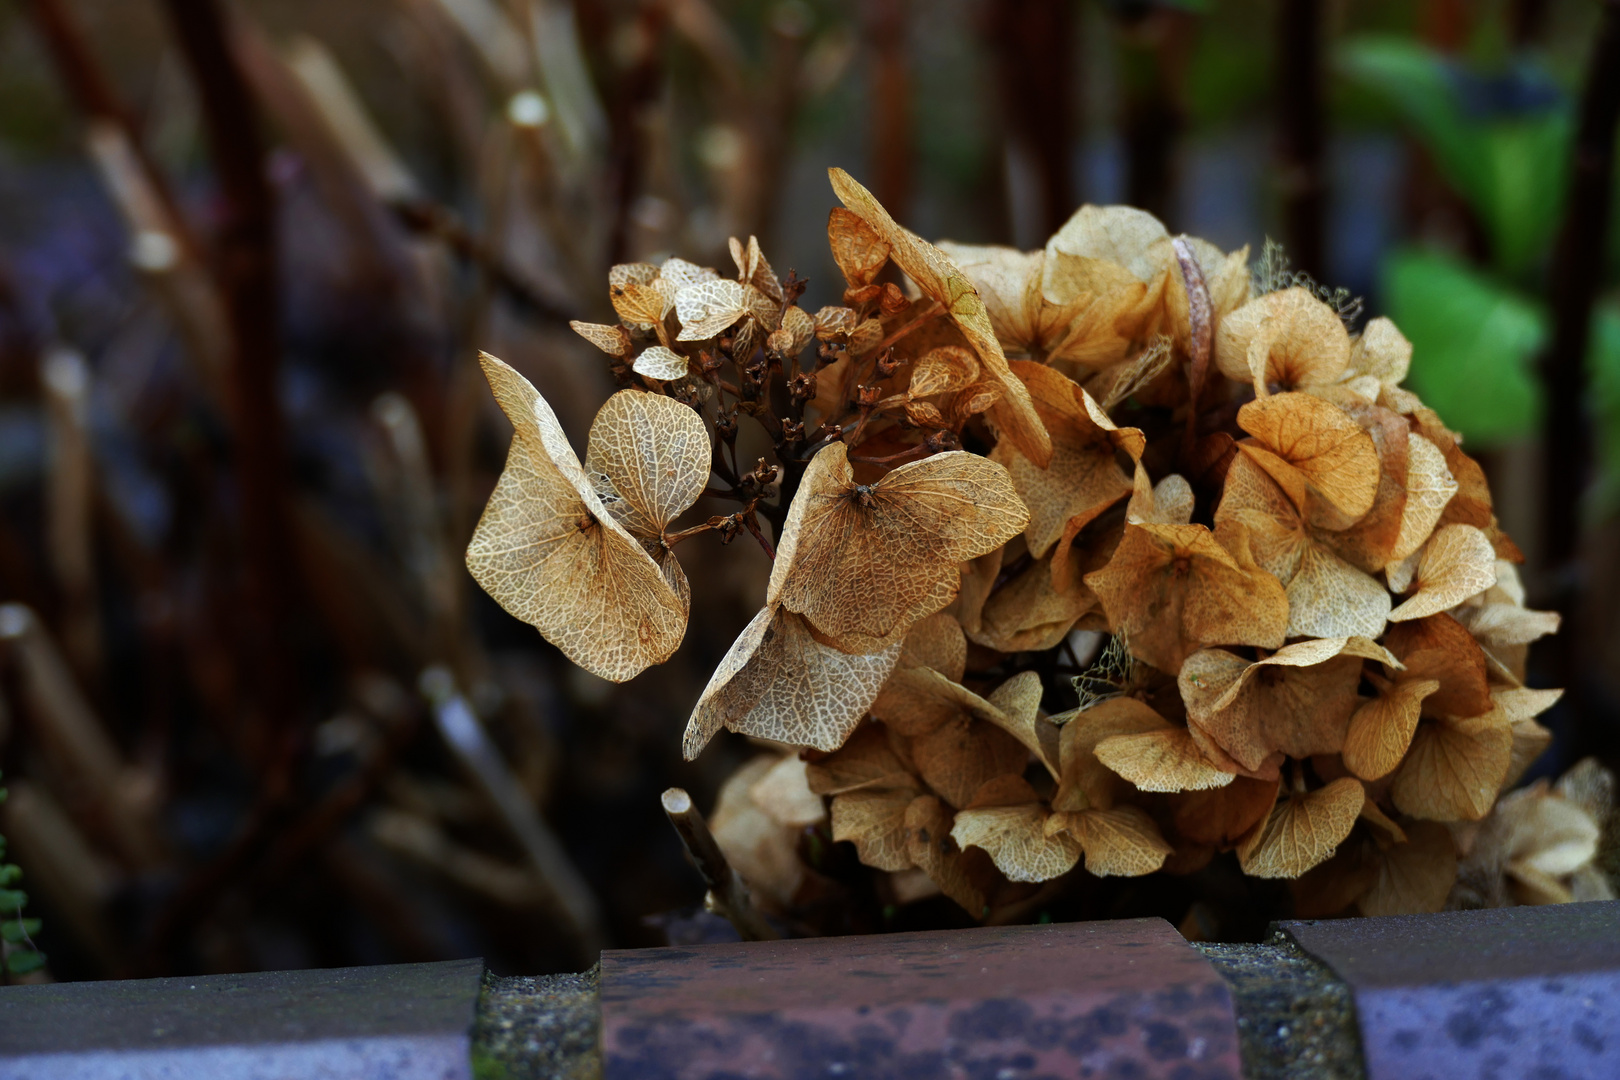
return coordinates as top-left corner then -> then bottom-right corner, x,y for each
467,167 -> 1576,922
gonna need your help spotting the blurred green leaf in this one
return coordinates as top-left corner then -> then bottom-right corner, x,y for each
6,949 -> 46,976
1382,248 -> 1547,444
0,889 -> 27,912
1341,39 -> 1486,206
1,918 -> 40,944
1591,305 -> 1620,513
1342,38 -> 1569,279
1477,118 -> 1569,277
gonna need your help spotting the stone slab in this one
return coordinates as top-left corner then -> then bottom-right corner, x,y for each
1283,900 -> 1620,1080
0,956 -> 485,1080
599,918 -> 1242,1080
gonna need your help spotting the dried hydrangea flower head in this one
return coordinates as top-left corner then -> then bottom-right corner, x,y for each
466,168 -> 1570,928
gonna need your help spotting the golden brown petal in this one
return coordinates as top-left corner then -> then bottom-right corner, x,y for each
904,794 -> 990,915
806,723 -> 915,796
908,346 -> 981,397
1391,711 -> 1513,821
992,363 -> 1138,558
1179,638 -> 1387,771
748,754 -> 827,828
952,804 -> 1082,882
769,442 -> 1028,647
828,206 -> 891,288
1388,524 -> 1498,622
1390,434 -> 1458,562
584,390 -> 709,541
710,755 -> 808,908
828,168 -> 1052,466
1093,727 -> 1237,793
1342,677 -> 1441,781
1237,776 -> 1366,878
1237,392 -> 1380,522
1173,775 -> 1282,848
1215,287 -> 1351,392
1357,820 -> 1457,916
571,320 -> 630,356
466,354 -> 688,682
681,606 -> 902,759
1065,805 -> 1174,877
1215,451 -> 1389,640
1085,522 -> 1289,673
832,786 -> 919,871
1053,697 -> 1173,812
913,714 -> 1030,809
897,612 -> 968,682
1384,613 -> 1495,719
969,552 -> 1096,653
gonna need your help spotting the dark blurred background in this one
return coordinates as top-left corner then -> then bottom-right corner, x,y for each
1,0 -> 1618,981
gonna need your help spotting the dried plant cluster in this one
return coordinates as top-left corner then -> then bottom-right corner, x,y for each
468,167 -> 1605,925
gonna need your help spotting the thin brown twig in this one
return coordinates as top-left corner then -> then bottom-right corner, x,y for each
660,787 -> 779,941
390,200 -> 578,325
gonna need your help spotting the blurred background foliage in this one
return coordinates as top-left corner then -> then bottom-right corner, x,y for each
0,0 -> 1617,981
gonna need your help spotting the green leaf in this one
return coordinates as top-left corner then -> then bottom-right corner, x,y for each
1591,305 -> 1620,515
1476,118 -> 1569,278
0,889 -> 27,912
1340,39 -> 1488,211
0,865 -> 17,887
1,918 -> 40,944
6,949 -> 46,976
1341,38 -> 1569,279
1381,249 -> 1547,444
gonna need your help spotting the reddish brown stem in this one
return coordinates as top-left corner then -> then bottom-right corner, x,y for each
867,0 -> 912,218
1276,0 -> 1327,278
986,0 -> 1077,238
161,0 -> 299,755
23,0 -> 198,259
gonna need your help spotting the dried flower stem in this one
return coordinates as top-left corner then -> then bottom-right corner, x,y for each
660,787 -> 779,941
1172,236 -> 1214,462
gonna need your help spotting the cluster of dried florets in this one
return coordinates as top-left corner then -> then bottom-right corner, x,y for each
467,167 -> 1586,923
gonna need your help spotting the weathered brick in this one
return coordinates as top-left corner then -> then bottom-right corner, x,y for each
0,956 -> 484,1080
1283,900 -> 1620,1080
599,918 -> 1243,1080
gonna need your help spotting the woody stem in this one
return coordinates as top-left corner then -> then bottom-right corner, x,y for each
660,788 -> 778,941
663,521 -> 718,547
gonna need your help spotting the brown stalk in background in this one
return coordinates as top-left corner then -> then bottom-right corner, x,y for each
1275,0 -> 1326,279
40,349 -> 100,677
605,4 -> 670,266
130,0 -> 309,975
987,0 -> 1077,240
23,0 -> 195,254
161,0 -> 299,763
866,0 -> 912,221
1541,0 -> 1620,758
1120,7 -> 1193,228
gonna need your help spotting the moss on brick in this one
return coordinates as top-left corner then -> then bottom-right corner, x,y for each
1196,934 -> 1365,1080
